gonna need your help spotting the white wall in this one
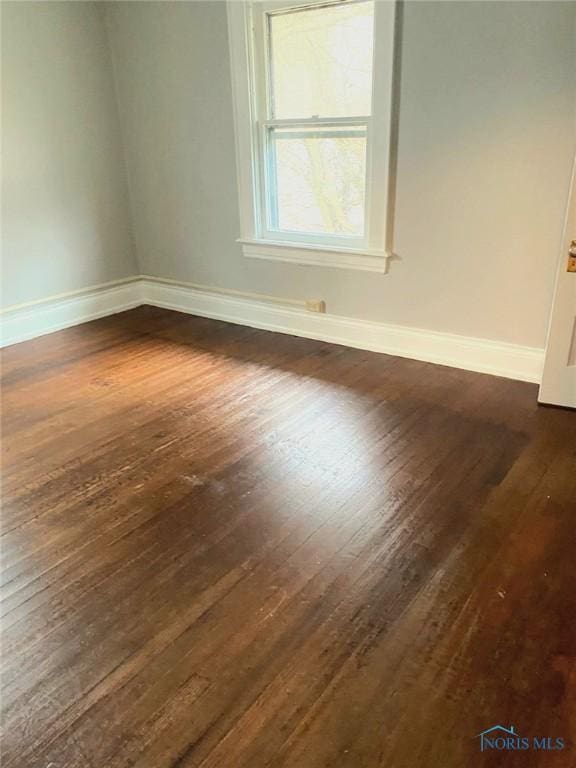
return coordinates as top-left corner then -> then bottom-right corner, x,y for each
1,1 -> 137,308
106,0 -> 576,350
2,1 -> 574,351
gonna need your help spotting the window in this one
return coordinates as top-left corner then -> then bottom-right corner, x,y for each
228,0 -> 397,272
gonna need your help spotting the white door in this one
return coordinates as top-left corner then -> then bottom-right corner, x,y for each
539,156 -> 576,408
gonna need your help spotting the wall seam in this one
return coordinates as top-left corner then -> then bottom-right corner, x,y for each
99,1 -> 142,276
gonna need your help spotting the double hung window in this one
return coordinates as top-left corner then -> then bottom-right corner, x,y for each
228,0 -> 396,271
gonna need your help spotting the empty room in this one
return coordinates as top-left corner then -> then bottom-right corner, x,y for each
1,0 -> 575,765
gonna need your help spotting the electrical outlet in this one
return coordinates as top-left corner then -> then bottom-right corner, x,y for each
305,299 -> 326,313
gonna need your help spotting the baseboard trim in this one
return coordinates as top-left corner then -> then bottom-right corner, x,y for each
142,277 -> 544,383
0,278 -> 143,348
1,275 -> 544,383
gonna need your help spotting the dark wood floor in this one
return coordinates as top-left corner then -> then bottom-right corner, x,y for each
1,306 -> 575,768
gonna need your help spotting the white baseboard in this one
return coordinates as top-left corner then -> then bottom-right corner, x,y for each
0,278 -> 143,348
141,277 -> 544,383
1,275 -> 544,383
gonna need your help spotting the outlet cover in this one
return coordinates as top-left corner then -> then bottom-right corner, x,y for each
305,300 -> 326,313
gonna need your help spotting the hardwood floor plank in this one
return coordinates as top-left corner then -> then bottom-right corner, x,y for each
1,307 -> 574,768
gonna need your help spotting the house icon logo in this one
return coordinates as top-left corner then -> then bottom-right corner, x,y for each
477,725 -> 523,752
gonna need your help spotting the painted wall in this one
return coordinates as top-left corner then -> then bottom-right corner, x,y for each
3,1 -> 574,348
106,0 -> 576,349
1,2 -> 137,308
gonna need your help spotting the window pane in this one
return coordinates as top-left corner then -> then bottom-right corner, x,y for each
268,126 -> 367,237
268,1 -> 374,119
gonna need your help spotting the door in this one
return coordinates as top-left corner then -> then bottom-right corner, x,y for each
539,156 -> 576,408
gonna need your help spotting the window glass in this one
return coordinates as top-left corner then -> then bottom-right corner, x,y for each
268,126 -> 367,236
268,1 -> 375,119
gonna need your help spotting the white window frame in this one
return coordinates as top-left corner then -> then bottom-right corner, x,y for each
227,0 -> 397,273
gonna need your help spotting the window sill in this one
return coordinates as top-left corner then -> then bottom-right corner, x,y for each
239,238 -> 390,273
